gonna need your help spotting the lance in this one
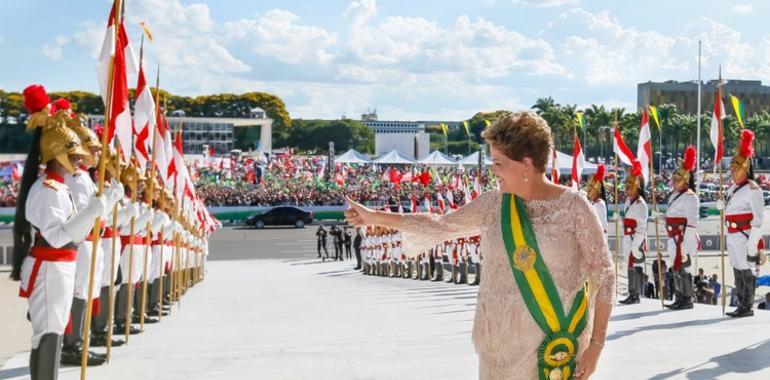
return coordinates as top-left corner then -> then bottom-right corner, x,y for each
139,65 -> 161,329
81,0 -> 122,377
647,106 -> 666,308
717,70 -> 727,315
612,139 -> 620,304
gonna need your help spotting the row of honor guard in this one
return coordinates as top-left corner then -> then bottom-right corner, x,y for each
585,131 -> 764,317
360,226 -> 481,286
10,85 -> 211,380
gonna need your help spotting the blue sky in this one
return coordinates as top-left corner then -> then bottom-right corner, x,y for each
0,0 -> 768,120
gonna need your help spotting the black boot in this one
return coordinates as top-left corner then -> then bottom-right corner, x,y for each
60,343 -> 105,366
113,322 -> 143,335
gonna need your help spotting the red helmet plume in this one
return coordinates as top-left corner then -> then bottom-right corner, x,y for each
22,84 -> 50,114
683,145 -> 696,172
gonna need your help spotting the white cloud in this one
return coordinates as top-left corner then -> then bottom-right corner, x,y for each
513,0 -> 579,7
42,35 -> 70,61
224,9 -> 336,65
731,4 -> 752,15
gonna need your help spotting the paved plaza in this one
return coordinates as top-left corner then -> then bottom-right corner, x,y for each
2,226 -> 770,379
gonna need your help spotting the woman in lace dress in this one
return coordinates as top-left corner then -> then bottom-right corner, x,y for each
345,112 -> 614,379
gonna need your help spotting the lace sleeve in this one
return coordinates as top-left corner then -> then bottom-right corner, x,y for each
572,193 -> 616,305
399,190 -> 497,258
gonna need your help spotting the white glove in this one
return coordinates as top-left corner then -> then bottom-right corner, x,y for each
107,179 -> 125,206
151,212 -> 169,235
134,204 -> 154,227
748,226 -> 763,257
715,199 -> 724,211
114,202 -> 136,228
63,193 -> 107,243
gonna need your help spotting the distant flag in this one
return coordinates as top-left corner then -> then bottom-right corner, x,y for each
613,126 -> 635,166
410,196 -> 418,213
551,146 -> 559,184
730,94 -> 745,129
575,112 -> 585,129
571,134 -> 585,189
637,108 -> 652,183
436,192 -> 446,214
710,87 -> 725,168
462,120 -> 471,136
139,21 -> 153,41
484,120 -> 491,127
423,195 -> 432,213
440,123 -> 448,137
649,105 -> 661,129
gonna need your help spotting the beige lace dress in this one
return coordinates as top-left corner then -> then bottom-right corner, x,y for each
399,188 -> 615,379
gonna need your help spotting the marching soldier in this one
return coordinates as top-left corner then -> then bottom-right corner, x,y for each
430,242 -> 445,282
12,85 -> 106,379
723,130 -> 766,318
585,164 -> 608,234
620,160 -> 648,305
664,146 -> 699,310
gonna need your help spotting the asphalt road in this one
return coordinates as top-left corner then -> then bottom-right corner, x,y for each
207,225 -> 338,261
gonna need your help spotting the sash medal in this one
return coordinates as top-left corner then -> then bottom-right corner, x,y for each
501,194 -> 589,380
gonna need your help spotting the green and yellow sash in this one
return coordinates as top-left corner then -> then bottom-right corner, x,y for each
501,194 -> 589,380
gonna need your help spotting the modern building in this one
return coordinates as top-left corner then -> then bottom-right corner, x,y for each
638,79 -> 770,116
88,111 -> 273,155
360,111 -> 431,159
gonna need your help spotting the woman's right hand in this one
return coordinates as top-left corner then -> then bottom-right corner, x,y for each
345,196 -> 374,227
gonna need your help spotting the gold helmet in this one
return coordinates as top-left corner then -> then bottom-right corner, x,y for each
730,130 -> 755,179
624,159 -> 643,193
120,158 -> 147,194
585,164 -> 606,201
52,98 -> 102,169
24,86 -> 88,176
672,146 -> 696,190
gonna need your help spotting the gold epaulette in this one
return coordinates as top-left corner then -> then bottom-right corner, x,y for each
43,179 -> 64,191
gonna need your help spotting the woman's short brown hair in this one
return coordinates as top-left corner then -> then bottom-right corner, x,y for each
481,111 -> 552,173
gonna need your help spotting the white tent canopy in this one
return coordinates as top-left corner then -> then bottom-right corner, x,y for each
418,151 -> 457,165
336,149 -> 371,164
373,150 -> 415,164
548,150 -> 598,174
458,151 -> 492,166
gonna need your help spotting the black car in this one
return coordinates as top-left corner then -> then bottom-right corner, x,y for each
246,206 -> 314,229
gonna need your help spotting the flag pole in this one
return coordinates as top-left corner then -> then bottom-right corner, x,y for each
647,106 -> 665,308
612,118 -> 621,305
717,68 -> 727,315
81,0 -> 121,377
139,65 -> 160,329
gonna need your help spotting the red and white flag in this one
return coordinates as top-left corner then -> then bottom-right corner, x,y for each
637,108 -> 652,183
710,88 -> 725,169
133,64 -> 154,172
97,1 -> 138,159
410,196 -> 418,213
423,195 -> 433,213
571,134 -> 584,189
613,126 -> 635,166
551,147 -> 559,184
155,108 -> 172,187
436,192 -> 446,214
463,179 -> 472,205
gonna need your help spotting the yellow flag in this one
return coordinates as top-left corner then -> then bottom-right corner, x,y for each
140,21 -> 153,41
440,123 -> 448,137
575,112 -> 584,129
462,121 -> 471,136
484,120 -> 491,127
649,105 -> 660,129
730,95 -> 745,129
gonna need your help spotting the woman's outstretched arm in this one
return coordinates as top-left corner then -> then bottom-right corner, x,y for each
345,191 -> 496,256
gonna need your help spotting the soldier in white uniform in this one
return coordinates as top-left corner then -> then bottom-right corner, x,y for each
60,101 -> 123,365
468,235 -> 481,286
620,160 -> 648,305
723,130 -> 766,318
11,85 -> 106,380
664,146 -> 699,310
585,164 -> 608,235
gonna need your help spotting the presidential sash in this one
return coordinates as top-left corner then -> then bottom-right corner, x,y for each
501,194 -> 589,380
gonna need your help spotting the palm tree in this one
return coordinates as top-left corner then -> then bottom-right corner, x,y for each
584,104 -> 610,160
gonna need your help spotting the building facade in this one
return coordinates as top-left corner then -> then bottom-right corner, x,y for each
638,79 -> 770,116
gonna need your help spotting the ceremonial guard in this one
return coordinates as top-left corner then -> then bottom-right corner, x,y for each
59,99 -> 122,365
11,85 -> 106,379
620,160 -> 648,305
723,130 -> 766,317
467,235 -> 481,286
664,146 -> 699,310
585,164 -> 608,234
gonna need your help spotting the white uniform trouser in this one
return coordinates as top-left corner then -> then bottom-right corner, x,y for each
120,242 -> 147,285
727,232 -> 755,274
162,244 -> 172,277
149,245 -> 164,282
20,256 -> 76,349
622,235 -> 644,268
74,240 -> 104,300
101,237 -> 122,287
666,236 -> 694,274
